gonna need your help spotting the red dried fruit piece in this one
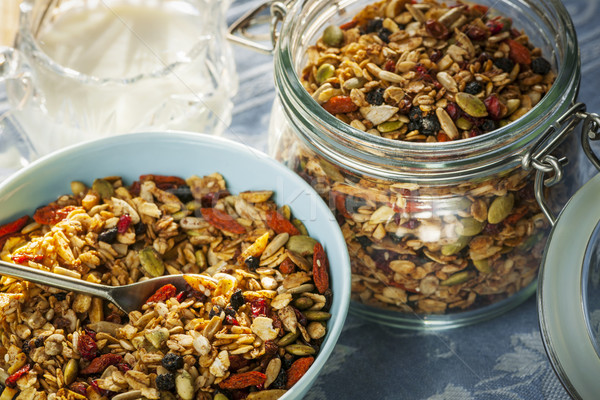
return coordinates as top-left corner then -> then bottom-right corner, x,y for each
117,214 -> 132,234
218,371 -> 267,390
445,102 -> 461,120
229,355 -> 251,371
279,258 -> 296,274
129,180 -> 141,196
69,382 -> 87,395
322,96 -> 358,114
425,19 -> 449,40
465,25 -> 488,41
0,215 -> 28,238
81,353 -> 123,375
470,4 -> 489,16
33,204 -> 78,225
116,363 -> 131,372
78,332 -> 98,361
384,59 -> 395,72
11,253 -> 43,264
504,206 -> 528,225
330,191 -> 352,219
486,19 -> 503,35
437,132 -> 451,142
339,20 -> 358,30
200,208 -> 246,234
483,94 -> 507,120
265,210 -> 300,236
507,39 -> 531,65
312,242 -> 330,294
225,315 -> 239,326
145,284 -> 177,304
250,298 -> 268,318
139,174 -> 186,186
200,190 -> 230,208
5,364 -> 31,388
286,357 -> 314,389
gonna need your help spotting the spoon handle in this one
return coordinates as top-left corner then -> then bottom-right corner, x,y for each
0,260 -> 113,301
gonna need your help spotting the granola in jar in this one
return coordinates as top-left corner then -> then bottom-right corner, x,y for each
0,173 -> 332,399
270,0 -> 564,318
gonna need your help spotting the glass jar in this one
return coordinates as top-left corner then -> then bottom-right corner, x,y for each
263,0 -> 586,329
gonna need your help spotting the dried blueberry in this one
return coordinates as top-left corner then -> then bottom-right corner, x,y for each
365,88 -> 385,106
271,365 -> 287,390
356,235 -> 372,247
365,18 -> 383,33
408,106 -> 422,122
134,222 -> 147,236
230,290 -> 245,311
224,306 -> 236,317
493,57 -> 514,73
156,373 -> 175,391
407,121 -> 419,132
167,185 -> 193,203
378,28 -> 392,43
35,337 -> 44,347
420,114 -> 441,136
98,227 -> 118,243
21,340 -> 31,355
161,353 -> 184,372
464,81 -> 483,95
481,119 -> 496,132
531,57 -> 551,75
209,304 -> 223,319
244,256 -> 260,270
52,292 -> 67,301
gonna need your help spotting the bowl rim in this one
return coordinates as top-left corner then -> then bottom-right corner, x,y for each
0,131 -> 351,397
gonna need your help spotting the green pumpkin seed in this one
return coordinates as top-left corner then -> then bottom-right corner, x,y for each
92,178 -> 114,199
70,181 -> 87,197
473,258 -> 492,273
441,236 -> 470,256
145,327 -> 170,348
455,116 -> 473,130
377,120 -> 404,133
278,331 -> 300,347
175,370 -> 195,400
488,193 -> 514,224
139,247 -> 165,277
316,63 -> 335,84
455,92 -> 488,118
279,205 -> 291,220
246,390 -> 288,400
440,271 -> 472,286
455,218 -> 484,236
195,250 -> 207,269
292,218 -> 308,236
303,310 -> 331,321
286,235 -> 318,257
322,25 -> 344,47
185,201 -> 202,211
63,359 -> 78,386
285,344 -> 316,356
293,296 -> 314,310
214,394 -> 230,400
318,159 -> 344,182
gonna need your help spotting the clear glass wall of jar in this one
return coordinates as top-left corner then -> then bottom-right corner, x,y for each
268,0 -> 581,328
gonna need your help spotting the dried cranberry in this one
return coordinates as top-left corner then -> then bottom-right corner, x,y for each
483,223 -> 501,236
425,19 -> 449,39
250,298 -> 268,318
69,382 -> 87,395
445,102 -> 461,120
78,332 -> 98,361
486,19 -> 504,35
200,190 -> 230,208
484,94 -> 507,120
465,25 -> 487,41
384,59 -> 395,72
105,313 -> 122,324
398,98 -> 413,113
293,307 -> 307,326
116,363 -> 131,372
117,214 -> 132,234
225,315 -> 239,326
402,219 -> 420,229
429,49 -> 443,63
5,364 -> 31,388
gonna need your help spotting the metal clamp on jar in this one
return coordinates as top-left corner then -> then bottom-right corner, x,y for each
228,0 -> 600,331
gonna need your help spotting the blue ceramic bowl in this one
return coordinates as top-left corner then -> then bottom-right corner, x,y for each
0,131 -> 350,399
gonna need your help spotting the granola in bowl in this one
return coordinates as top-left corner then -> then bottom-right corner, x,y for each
0,172 -> 335,400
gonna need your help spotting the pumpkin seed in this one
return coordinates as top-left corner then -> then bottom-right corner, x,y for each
92,178 -> 114,199
277,330 -> 300,347
455,92 -> 488,118
441,236 -> 470,256
377,120 -> 403,133
455,116 -> 473,130
139,247 -> 165,277
63,359 -> 78,385
316,63 -> 335,84
488,193 -> 514,224
322,25 -> 344,47
286,235 -> 318,256
293,296 -> 314,310
292,218 -> 308,235
455,218 -> 484,236
246,390 -> 288,400
303,310 -> 331,321
70,181 -> 87,197
473,258 -> 492,273
318,159 -> 345,182
285,344 -> 316,356
214,394 -> 229,400
440,271 -> 472,286
175,370 -> 195,400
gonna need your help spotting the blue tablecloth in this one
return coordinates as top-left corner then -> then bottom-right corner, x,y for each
1,0 -> 600,398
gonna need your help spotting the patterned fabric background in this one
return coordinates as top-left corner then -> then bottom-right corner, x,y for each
1,0 -> 600,398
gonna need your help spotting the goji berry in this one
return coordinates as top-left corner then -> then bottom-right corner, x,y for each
0,215 -> 28,238
218,371 -> 267,390
265,210 -> 300,236
437,132 -> 451,142
312,242 -> 330,294
81,353 -> 123,375
286,357 -> 314,389
5,364 -> 31,388
507,39 -> 531,65
33,204 -> 78,225
11,253 -> 43,264
339,20 -> 358,30
322,96 -> 358,114
331,191 -> 352,219
117,214 -> 132,234
504,206 -> 528,225
78,332 -> 98,361
145,284 -> 177,304
200,208 -> 246,234
279,258 -> 296,274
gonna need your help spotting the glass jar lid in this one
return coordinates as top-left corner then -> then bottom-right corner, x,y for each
539,171 -> 600,399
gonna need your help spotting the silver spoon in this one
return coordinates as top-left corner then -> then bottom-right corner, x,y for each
0,260 -> 216,313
